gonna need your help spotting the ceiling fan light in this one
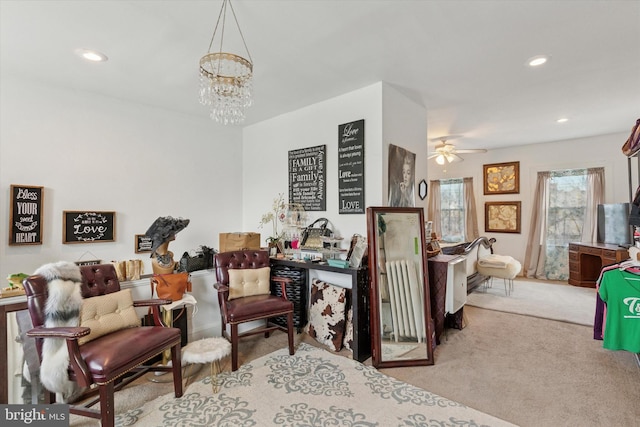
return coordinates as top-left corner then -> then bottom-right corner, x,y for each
527,54 -> 550,67
435,154 -> 445,165
445,153 -> 455,163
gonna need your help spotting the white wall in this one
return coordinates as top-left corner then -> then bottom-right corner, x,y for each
242,82 -> 385,245
0,77 -> 243,283
241,82 -> 429,248
382,83 -> 429,210
427,131 -> 632,266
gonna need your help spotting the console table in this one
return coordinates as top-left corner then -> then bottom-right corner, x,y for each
269,258 -> 371,363
427,254 -> 465,344
0,297 -> 28,404
568,242 -> 629,287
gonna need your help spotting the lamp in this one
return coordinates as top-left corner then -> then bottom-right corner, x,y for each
435,153 -> 457,165
199,0 -> 253,125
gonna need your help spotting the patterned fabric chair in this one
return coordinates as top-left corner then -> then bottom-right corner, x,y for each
24,263 -> 183,427
213,250 -> 295,371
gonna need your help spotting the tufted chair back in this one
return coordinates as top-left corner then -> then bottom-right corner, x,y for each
214,250 -> 270,285
78,264 -> 121,297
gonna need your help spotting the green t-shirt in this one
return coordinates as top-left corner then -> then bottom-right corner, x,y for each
598,269 -> 640,353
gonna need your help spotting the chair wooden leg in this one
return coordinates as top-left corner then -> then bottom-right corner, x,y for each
264,319 -> 271,338
171,344 -> 184,397
287,312 -> 295,355
231,323 -> 239,371
99,382 -> 115,427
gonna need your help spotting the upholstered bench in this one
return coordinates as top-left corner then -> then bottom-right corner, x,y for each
476,254 -> 521,296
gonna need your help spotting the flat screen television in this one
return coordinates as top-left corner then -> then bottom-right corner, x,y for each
597,203 -> 631,246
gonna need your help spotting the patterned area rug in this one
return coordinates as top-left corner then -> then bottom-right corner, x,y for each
466,279 -> 596,326
113,343 -> 514,426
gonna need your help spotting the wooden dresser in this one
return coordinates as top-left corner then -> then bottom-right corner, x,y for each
568,242 -> 629,287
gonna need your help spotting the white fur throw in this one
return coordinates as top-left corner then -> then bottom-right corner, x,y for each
181,337 -> 231,365
34,261 -> 83,402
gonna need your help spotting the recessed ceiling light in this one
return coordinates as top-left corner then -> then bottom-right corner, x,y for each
75,48 -> 108,62
527,55 -> 550,67
556,117 -> 569,123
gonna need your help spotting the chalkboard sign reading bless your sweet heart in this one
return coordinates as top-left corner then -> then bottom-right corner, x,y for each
63,211 -> 116,244
9,184 -> 44,245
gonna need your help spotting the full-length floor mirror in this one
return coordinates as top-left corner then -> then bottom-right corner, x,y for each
366,207 -> 434,368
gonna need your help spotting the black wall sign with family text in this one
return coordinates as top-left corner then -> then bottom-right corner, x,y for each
289,145 -> 326,211
338,119 -> 365,214
9,185 -> 44,245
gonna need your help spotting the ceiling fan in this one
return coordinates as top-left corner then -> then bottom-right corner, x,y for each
427,137 -> 487,164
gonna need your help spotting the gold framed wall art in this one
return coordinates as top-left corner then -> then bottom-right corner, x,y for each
483,161 -> 519,195
485,201 -> 521,233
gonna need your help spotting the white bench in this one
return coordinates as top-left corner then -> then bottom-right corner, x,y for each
476,254 -> 521,296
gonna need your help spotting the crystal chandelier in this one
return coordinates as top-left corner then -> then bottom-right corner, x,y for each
199,0 -> 253,125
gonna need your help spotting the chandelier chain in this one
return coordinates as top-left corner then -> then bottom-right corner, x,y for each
206,0 -> 252,64
199,0 -> 254,125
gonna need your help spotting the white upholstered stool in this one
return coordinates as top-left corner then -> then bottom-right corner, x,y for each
476,255 -> 522,296
182,337 -> 231,393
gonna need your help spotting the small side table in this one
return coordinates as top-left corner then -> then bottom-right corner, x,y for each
149,294 -> 199,384
182,337 -> 231,393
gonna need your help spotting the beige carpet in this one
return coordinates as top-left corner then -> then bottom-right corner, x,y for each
69,306 -> 639,427
466,278 -> 596,326
107,342 -> 514,426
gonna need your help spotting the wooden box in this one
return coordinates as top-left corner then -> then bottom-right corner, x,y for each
219,232 -> 261,252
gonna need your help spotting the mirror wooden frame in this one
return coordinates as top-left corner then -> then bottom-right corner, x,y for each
366,206 -> 434,368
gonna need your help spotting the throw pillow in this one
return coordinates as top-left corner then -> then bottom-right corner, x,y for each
79,289 -> 140,345
307,279 -> 347,352
228,267 -> 271,300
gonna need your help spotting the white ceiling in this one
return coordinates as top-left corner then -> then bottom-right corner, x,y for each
1,0 -> 639,152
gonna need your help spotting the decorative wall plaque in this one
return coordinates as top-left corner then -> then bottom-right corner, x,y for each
289,145 -> 326,211
338,119 -> 365,214
9,184 -> 44,245
63,211 -> 116,243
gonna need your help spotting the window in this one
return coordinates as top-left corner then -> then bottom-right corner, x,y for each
544,169 -> 588,279
547,171 -> 587,246
439,179 -> 465,242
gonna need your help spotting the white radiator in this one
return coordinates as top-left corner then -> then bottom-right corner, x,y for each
385,259 -> 424,342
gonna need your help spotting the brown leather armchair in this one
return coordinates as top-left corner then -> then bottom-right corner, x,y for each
213,250 -> 295,371
24,263 -> 183,427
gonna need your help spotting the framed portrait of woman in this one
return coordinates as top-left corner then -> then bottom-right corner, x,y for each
388,144 -> 416,207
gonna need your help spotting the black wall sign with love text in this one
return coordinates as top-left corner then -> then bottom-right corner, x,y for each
338,119 -> 365,214
63,211 -> 116,244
